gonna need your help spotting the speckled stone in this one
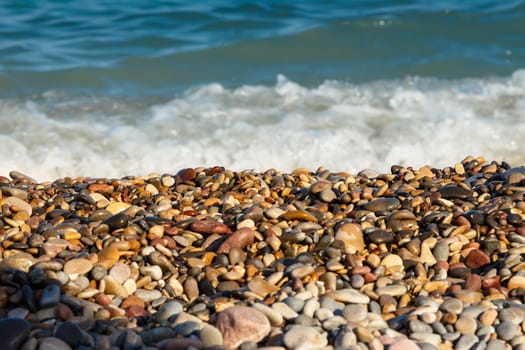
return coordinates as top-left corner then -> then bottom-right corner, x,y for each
215,306 -> 271,349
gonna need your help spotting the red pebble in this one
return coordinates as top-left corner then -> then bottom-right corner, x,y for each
191,219 -> 231,235
465,249 -> 490,269
464,274 -> 482,292
352,266 -> 371,275
482,276 -> 501,290
177,168 -> 197,181
125,305 -> 147,318
56,303 -> 73,320
217,227 -> 255,254
121,295 -> 145,309
95,293 -> 112,306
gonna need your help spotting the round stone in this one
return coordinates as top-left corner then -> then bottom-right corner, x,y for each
215,306 -> 270,349
140,265 -> 163,281
455,316 -> 477,334
200,325 -> 223,348
343,304 -> 367,323
63,258 -> 93,276
440,298 -> 463,314
134,289 -> 162,303
156,300 -> 183,322
109,262 -> 131,284
283,325 -> 328,350
499,307 -> 525,324
496,321 -> 518,341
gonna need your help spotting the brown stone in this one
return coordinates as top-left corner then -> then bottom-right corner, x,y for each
482,276 -> 501,290
95,292 -> 112,306
281,210 -> 318,222
97,246 -> 120,269
125,305 -> 148,318
217,228 -> 255,254
248,278 -> 280,298
103,275 -> 129,298
464,274 -> 481,292
56,303 -> 73,320
121,295 -> 146,309
465,249 -> 490,269
507,275 -> 525,291
191,220 -> 231,235
452,290 -> 483,304
215,306 -> 271,349
177,168 -> 197,182
88,183 -> 114,194
335,223 -> 364,254
0,252 -> 36,272
63,258 -> 93,276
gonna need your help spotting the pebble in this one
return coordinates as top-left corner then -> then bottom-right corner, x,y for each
283,325 -> 328,350
497,321 -> 518,341
63,258 -> 93,276
2,160 -> 525,349
200,325 -> 224,348
215,306 -> 271,349
456,334 -> 479,350
335,223 -> 364,254
376,284 -> 407,297
39,284 -> 61,308
325,289 -> 370,304
343,304 -> 368,323
455,316 -> 478,334
135,289 -> 162,303
156,300 -> 183,322
55,321 -> 89,348
251,302 -> 284,327
109,262 -> 131,284
272,302 -> 299,320
39,337 -> 72,350
0,318 -> 31,349
248,278 -> 280,298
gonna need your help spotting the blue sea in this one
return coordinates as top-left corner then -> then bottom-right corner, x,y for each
1,1 -> 525,180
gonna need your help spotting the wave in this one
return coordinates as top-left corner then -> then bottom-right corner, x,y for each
1,71 -> 525,181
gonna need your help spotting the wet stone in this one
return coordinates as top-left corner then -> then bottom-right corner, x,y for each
366,229 -> 395,244
365,197 -> 400,212
438,185 -> 472,199
102,213 -> 131,231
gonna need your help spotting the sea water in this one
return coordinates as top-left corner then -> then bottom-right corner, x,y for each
1,1 -> 524,181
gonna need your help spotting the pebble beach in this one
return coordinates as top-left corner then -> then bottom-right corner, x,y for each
2,156 -> 525,350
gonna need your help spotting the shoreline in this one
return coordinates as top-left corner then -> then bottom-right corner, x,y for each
1,156 -> 525,349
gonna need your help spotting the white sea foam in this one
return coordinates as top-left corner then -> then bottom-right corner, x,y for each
1,71 -> 525,181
